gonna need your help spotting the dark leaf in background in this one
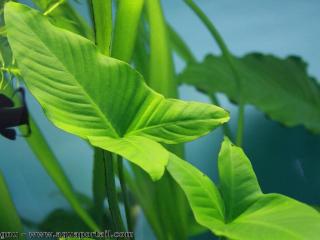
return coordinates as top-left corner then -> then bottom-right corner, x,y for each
180,53 -> 320,133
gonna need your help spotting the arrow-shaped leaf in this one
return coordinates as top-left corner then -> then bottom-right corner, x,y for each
167,138 -> 320,239
5,2 -> 229,180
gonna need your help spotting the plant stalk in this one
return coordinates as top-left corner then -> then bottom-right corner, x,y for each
103,152 -> 126,237
118,157 -> 134,238
184,0 -> 245,145
236,104 -> 245,146
209,94 -> 232,139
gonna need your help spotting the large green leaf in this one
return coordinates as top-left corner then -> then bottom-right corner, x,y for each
167,139 -> 320,239
167,154 -> 225,234
5,3 -> 229,180
0,2 -> 98,231
218,138 -> 262,221
0,170 -> 24,232
226,194 -> 320,240
180,53 -> 320,133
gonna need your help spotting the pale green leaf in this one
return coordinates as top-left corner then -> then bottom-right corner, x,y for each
168,138 -> 320,239
90,136 -> 168,178
167,153 -> 226,234
1,2 -> 98,230
5,3 -> 228,180
218,137 -> 262,221
226,194 -> 320,240
180,53 -> 320,133
0,170 -> 24,232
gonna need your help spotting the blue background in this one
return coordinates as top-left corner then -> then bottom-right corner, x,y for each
1,0 -> 320,239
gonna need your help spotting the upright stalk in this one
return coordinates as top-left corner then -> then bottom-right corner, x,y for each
209,94 -> 232,139
103,152 -> 126,236
89,0 -> 113,56
118,157 -> 134,236
185,0 -> 245,146
89,1 -> 127,236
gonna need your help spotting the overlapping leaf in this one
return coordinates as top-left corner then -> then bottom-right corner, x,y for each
167,154 -> 225,234
1,3 -> 98,230
180,53 -> 320,133
167,138 -> 320,239
5,3 -> 229,180
218,138 -> 262,221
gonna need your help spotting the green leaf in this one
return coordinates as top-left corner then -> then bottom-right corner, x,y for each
0,3 -> 98,231
89,0 -> 112,55
180,53 -> 320,133
168,139 -> 320,239
0,170 -> 24,232
112,0 -> 145,62
166,154 -> 226,234
5,3 -> 229,180
225,194 -> 320,240
218,137 -> 262,221
32,0 -> 93,39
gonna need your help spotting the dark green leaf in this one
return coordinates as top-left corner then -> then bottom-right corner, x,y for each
180,53 -> 320,133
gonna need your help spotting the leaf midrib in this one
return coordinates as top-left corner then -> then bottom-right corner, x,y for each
16,14 -> 120,138
171,157 -> 225,220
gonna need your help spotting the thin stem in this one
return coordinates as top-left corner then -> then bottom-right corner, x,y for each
185,0 -> 245,145
1,66 -> 21,76
209,94 -> 232,139
103,152 -> 125,236
118,157 -> 134,238
236,104 -> 245,146
43,0 -> 65,16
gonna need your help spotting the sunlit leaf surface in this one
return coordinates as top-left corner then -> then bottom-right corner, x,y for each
168,138 -> 320,239
5,2 -> 229,180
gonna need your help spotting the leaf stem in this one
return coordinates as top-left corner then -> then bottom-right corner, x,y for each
1,66 -> 21,76
209,94 -> 232,139
103,152 -> 126,236
236,104 -> 245,146
43,0 -> 65,16
118,157 -> 134,238
184,0 -> 245,145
